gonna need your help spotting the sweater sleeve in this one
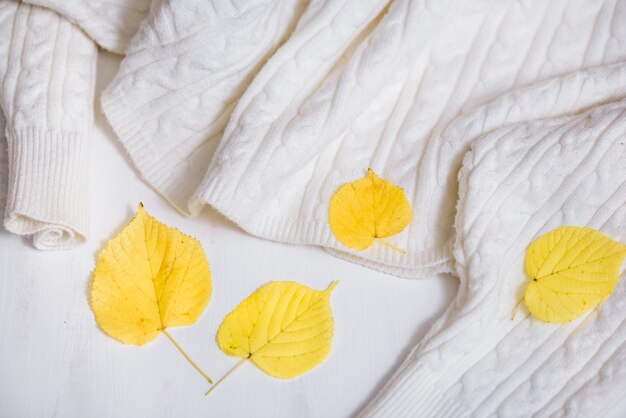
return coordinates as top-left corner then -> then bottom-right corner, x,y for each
21,0 -> 153,55
101,0 -> 309,213
0,1 -> 96,250
359,95 -> 626,417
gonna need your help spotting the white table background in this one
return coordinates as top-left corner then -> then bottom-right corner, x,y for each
1,52 -> 624,418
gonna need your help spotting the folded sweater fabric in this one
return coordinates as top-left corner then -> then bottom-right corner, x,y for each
360,67 -> 626,418
198,0 -> 626,277
101,0 -> 310,212
105,0 -> 626,277
0,0 -> 150,249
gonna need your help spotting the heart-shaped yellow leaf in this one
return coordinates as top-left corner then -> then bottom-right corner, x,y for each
329,168 -> 412,253
522,226 -> 626,323
207,281 -> 338,395
91,203 -> 213,383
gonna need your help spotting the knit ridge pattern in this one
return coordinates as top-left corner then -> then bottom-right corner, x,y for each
0,2 -> 96,249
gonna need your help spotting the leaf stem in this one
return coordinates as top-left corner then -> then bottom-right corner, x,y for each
205,358 -> 248,396
377,238 -> 407,254
325,281 -> 339,294
511,298 -> 523,320
162,329 -> 213,384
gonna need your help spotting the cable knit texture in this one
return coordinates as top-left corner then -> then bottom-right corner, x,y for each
22,0 -> 152,54
101,0 -> 309,212
360,92 -> 626,417
0,1 -> 96,249
197,0 -> 626,277
103,0 -> 626,278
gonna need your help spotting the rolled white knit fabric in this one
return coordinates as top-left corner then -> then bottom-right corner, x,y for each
0,0 -> 151,249
0,1 -> 96,250
359,92 -> 626,416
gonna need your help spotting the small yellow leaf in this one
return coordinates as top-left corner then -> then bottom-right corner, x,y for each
522,226 -> 626,323
216,281 -> 337,380
328,168 -> 412,252
91,204 -> 212,345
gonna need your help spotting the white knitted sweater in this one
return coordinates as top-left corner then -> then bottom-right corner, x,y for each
0,0 -> 150,249
103,0 -> 626,278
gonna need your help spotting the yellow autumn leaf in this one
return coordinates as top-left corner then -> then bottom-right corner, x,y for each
91,203 -> 213,383
328,168 -> 412,253
207,281 -> 338,395
520,226 -> 626,323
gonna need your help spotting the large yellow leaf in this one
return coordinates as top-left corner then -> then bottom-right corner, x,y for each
91,204 -> 213,384
328,168 -> 412,252
208,281 -> 338,394
91,204 -> 212,345
522,226 -> 626,323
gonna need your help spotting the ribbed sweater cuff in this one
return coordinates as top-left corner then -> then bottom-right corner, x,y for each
101,83 -> 200,213
4,127 -> 89,250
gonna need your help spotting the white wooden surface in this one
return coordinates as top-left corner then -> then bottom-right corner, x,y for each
0,52 -> 458,418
